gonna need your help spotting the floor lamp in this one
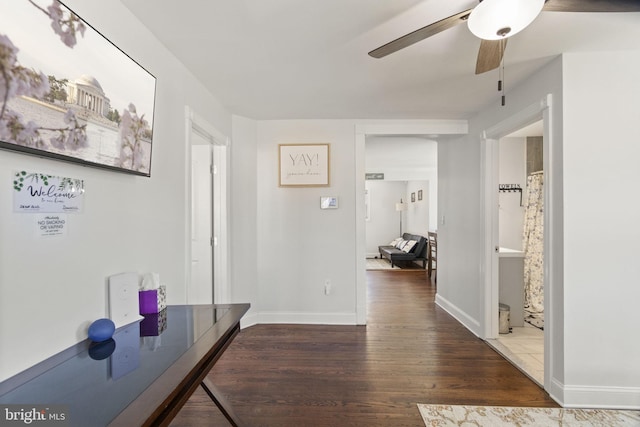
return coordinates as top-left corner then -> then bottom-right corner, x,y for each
395,199 -> 406,236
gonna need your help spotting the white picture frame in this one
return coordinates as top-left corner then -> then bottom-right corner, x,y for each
279,143 -> 330,187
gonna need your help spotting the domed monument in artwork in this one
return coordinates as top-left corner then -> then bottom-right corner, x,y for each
66,74 -> 111,118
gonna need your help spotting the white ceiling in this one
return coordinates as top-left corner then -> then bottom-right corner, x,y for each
506,120 -> 543,138
120,0 -> 640,120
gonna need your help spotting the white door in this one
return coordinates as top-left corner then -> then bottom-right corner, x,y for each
190,139 -> 213,304
185,106 -> 230,305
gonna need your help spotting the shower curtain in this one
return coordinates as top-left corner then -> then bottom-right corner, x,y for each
523,171 -> 544,329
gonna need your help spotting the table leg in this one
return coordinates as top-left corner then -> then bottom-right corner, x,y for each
200,377 -> 244,427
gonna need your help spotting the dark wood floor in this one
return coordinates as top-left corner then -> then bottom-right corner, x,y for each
170,270 -> 557,427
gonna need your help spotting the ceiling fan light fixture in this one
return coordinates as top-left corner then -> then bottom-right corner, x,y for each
468,0 -> 545,40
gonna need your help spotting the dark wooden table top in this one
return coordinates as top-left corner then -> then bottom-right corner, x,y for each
0,304 -> 249,427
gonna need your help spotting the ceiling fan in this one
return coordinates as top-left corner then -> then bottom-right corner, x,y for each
369,0 -> 640,74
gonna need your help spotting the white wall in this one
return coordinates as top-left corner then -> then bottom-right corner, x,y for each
0,1 -> 231,381
405,180 -> 430,236
229,116 -> 259,326
435,134 -> 484,330
365,136 -> 438,230
499,137 -> 525,251
364,179 -> 430,257
438,50 -> 640,408
255,120 -> 357,324
365,180 -> 406,257
438,55 -> 566,396
560,51 -> 640,408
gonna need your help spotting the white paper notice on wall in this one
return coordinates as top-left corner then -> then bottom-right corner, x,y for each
108,272 -> 144,328
35,214 -> 67,237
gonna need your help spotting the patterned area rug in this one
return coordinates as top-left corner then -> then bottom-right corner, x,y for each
417,404 -> 640,426
366,258 -> 400,270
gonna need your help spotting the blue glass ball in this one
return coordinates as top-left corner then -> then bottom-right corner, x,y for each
88,318 -> 115,342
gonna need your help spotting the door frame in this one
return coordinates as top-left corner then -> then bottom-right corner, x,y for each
185,106 -> 230,304
480,94 -> 554,388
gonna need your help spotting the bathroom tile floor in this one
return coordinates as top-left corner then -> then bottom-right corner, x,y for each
488,323 -> 544,387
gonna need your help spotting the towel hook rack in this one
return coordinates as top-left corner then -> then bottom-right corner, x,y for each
498,184 -> 523,206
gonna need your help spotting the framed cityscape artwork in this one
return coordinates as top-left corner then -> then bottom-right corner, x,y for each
0,0 -> 157,176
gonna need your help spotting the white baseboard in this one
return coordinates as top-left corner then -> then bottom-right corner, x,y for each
555,383 -> 640,410
240,312 -> 259,329
257,311 -> 357,325
546,377 -> 565,407
435,293 -> 481,337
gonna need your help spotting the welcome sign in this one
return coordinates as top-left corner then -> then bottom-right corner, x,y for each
13,171 -> 84,213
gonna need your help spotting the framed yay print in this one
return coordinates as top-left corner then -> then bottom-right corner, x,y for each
279,144 -> 330,187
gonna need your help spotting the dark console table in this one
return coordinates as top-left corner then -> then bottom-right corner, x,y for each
0,303 -> 250,426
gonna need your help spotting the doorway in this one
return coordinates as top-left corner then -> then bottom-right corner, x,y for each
355,120 -> 468,324
481,96 -> 553,389
185,107 -> 230,305
364,135 -> 437,270
492,121 -> 545,386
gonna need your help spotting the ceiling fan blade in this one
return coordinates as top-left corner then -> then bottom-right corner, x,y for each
368,9 -> 473,58
543,0 -> 640,12
475,39 -> 507,75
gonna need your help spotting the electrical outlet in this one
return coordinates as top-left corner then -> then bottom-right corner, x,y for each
324,280 -> 331,295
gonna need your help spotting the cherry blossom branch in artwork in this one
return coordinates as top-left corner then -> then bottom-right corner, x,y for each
45,109 -> 88,151
0,34 -> 50,147
0,1 -> 88,150
28,0 -> 86,48
118,104 -> 149,171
